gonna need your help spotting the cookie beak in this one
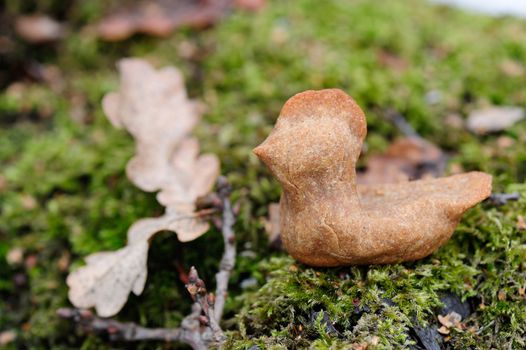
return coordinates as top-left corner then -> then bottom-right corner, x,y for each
253,140 -> 272,165
253,130 -> 281,171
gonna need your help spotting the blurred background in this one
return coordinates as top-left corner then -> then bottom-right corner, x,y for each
1,0 -> 526,348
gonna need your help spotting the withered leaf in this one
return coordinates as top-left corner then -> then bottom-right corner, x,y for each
102,58 -> 202,192
96,0 -> 231,41
466,106 -> 525,134
156,138 -> 220,208
357,137 -> 446,185
0,330 -> 16,346
102,60 -> 220,241
235,0 -> 267,12
264,202 -> 281,247
67,59 -> 219,317
517,215 -> 526,231
6,247 -> 24,266
500,59 -> 525,77
438,312 -> 462,329
437,326 -> 450,335
15,15 -> 65,43
67,242 -> 148,317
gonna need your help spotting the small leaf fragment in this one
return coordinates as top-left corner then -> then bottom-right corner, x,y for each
67,242 -> 148,317
466,106 -> 525,134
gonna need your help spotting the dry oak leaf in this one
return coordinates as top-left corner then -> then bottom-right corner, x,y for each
128,137 -> 220,243
67,154 -> 216,316
102,58 -> 219,241
67,242 -> 148,317
254,89 -> 492,267
102,58 -> 202,192
67,59 -> 219,317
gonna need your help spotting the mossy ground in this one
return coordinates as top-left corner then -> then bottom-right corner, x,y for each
1,0 -> 526,348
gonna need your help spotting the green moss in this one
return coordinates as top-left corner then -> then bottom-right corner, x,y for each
2,0 -> 526,348
228,194 -> 526,349
229,187 -> 526,347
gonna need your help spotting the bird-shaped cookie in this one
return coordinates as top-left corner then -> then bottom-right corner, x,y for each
253,89 -> 492,266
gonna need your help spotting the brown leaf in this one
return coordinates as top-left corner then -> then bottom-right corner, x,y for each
437,326 -> 450,335
97,0 -> 232,41
19,194 -> 37,210
264,202 -> 281,246
444,113 -> 464,129
0,174 -> 6,192
102,58 -> 202,192
15,15 -> 65,43
127,204 -> 212,244
156,138 -> 220,208
351,343 -> 368,350
67,242 -> 149,317
357,137 -> 445,185
377,50 -> 408,71
438,312 -> 462,329
500,59 -> 525,77
517,216 -> 526,231
0,330 -> 16,346
466,106 -> 525,134
235,0 -> 266,12
68,59 -> 219,317
57,251 -> 71,272
6,247 -> 24,266
497,136 -> 515,149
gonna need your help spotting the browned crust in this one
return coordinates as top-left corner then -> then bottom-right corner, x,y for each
254,89 -> 493,267
279,89 -> 367,141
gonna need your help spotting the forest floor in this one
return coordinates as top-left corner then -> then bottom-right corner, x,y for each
1,0 -> 526,349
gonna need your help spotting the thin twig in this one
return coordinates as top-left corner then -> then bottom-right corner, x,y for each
213,176 -> 236,322
56,307 -> 206,348
58,177 -> 237,350
186,267 -> 225,344
487,192 -> 520,206
386,109 -> 419,138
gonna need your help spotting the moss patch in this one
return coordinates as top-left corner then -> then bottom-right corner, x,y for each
228,191 -> 526,348
1,0 -> 526,348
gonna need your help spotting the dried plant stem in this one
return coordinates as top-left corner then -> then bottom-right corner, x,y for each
386,109 -> 419,138
56,307 -> 205,346
488,192 -> 520,206
186,267 -> 225,345
213,176 -> 236,322
58,178 -> 236,350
